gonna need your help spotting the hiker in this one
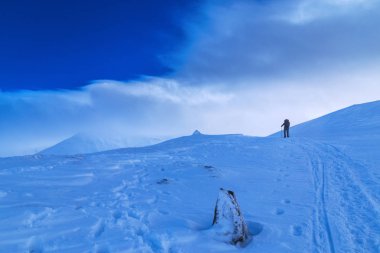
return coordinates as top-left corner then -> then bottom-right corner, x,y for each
281,119 -> 290,138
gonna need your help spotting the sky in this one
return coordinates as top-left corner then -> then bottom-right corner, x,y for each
1,0 -> 380,156
0,0 -> 202,90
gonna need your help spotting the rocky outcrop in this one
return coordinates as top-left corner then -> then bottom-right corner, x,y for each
212,188 -> 250,245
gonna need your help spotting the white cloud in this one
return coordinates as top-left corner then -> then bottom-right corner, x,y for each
89,79 -> 232,105
189,62 -> 380,136
174,0 -> 380,83
282,0 -> 377,24
0,79 -> 233,156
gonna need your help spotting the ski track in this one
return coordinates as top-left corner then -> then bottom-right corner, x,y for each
303,143 -> 335,253
325,145 -> 380,253
302,140 -> 380,253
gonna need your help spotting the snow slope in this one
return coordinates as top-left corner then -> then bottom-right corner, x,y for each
288,100 -> 380,196
0,101 -> 379,252
39,133 -> 163,155
290,100 -> 380,140
272,100 -> 380,171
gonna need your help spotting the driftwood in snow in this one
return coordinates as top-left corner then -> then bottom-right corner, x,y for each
212,188 -> 250,244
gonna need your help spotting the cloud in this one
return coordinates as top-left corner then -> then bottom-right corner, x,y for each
0,79 -> 233,156
280,0 -> 377,24
174,0 -> 380,84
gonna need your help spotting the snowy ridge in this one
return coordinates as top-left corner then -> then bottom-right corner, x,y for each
0,101 -> 379,252
39,132 -> 163,155
288,100 -> 380,139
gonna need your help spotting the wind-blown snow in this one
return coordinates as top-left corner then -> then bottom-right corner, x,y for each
0,100 -> 379,252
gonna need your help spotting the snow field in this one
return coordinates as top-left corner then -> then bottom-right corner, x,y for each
0,136 -> 318,252
1,98 -> 380,253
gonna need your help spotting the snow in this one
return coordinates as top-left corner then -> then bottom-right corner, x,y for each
0,100 -> 379,252
39,133 -> 163,155
288,100 -> 380,140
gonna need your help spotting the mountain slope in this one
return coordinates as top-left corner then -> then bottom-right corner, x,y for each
282,100 -> 380,171
39,133 -> 163,155
289,100 -> 380,139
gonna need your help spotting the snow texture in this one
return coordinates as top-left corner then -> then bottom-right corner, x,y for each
0,100 -> 379,252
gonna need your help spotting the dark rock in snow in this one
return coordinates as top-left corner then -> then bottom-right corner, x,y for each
192,130 -> 202,136
157,178 -> 169,185
212,188 -> 250,245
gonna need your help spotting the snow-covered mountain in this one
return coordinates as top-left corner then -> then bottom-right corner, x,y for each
290,100 -> 380,139
0,101 -> 379,252
38,133 -> 163,155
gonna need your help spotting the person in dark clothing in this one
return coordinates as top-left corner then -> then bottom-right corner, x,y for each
281,119 -> 290,138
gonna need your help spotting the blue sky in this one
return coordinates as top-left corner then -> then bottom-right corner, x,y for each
0,0 -> 203,90
1,0 -> 380,156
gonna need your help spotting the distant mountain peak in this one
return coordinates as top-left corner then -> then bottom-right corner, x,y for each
38,133 -> 163,155
192,130 -> 202,136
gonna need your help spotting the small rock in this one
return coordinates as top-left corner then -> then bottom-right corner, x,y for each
192,130 -> 202,136
157,178 -> 169,185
